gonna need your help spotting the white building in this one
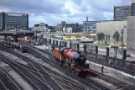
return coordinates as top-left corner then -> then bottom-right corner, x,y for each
32,23 -> 50,32
127,0 -> 135,54
96,20 -> 127,45
128,16 -> 135,52
63,27 -> 72,34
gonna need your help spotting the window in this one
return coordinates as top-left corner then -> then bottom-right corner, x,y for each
131,3 -> 135,16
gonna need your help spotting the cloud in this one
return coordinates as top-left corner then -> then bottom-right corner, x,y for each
0,0 -> 64,14
0,0 -> 131,27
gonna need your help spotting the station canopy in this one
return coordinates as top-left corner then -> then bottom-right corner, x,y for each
0,30 -> 34,37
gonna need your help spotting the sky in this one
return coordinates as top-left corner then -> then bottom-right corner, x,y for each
0,0 -> 131,27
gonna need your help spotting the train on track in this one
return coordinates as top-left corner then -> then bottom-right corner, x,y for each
52,47 -> 98,78
0,36 -> 32,53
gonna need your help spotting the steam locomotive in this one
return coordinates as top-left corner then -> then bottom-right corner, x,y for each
52,47 -> 98,78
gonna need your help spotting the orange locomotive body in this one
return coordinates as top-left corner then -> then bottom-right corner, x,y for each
52,48 -> 64,62
52,48 -> 78,63
52,47 -> 98,78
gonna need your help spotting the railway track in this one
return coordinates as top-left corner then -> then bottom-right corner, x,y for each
21,57 -> 87,90
26,47 -> 108,90
9,52 -> 62,90
1,41 -> 135,75
0,44 -> 103,90
3,48 -> 91,90
0,53 -> 52,90
32,47 -> 135,90
0,46 -> 91,90
0,42 -> 135,90
0,67 -> 22,90
67,44 -> 135,75
86,52 -> 135,75
26,46 -> 130,90
0,78 -> 8,90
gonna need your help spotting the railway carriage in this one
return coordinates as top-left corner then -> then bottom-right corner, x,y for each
17,36 -> 32,53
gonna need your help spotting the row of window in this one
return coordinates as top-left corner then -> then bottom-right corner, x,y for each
131,3 -> 135,16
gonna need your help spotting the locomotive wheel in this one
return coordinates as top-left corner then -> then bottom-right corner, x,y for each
78,70 -> 89,78
60,60 -> 65,67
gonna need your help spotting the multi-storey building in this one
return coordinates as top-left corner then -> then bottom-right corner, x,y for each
0,12 -> 29,31
114,6 -> 130,21
33,23 -> 48,32
33,23 -> 55,32
55,21 -> 82,33
83,17 -> 97,32
131,1 -> 135,16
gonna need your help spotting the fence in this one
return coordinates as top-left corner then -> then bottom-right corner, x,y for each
47,39 -> 127,61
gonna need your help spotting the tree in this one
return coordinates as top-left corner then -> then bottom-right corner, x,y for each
97,33 -> 105,42
113,31 -> 120,43
112,31 -> 120,61
105,35 -> 110,45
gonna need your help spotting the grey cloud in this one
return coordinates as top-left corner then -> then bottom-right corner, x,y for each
0,0 -> 131,26
0,0 -> 64,14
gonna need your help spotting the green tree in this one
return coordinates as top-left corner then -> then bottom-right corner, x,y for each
105,35 -> 110,45
97,33 -> 105,42
113,31 -> 120,43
